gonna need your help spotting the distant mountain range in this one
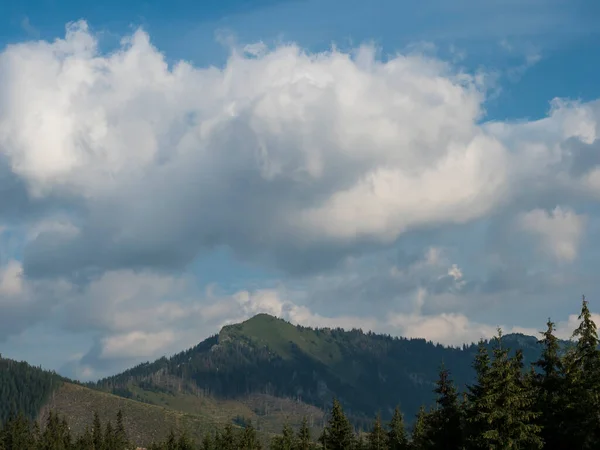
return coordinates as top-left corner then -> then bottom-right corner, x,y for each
1,313 -> 569,447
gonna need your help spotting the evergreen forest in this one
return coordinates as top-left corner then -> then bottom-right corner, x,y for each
1,297 -> 599,449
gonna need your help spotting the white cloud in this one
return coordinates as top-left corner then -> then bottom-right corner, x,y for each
1,22 -> 600,378
518,206 -> 586,263
1,21 -> 596,280
100,330 -> 177,359
0,260 -> 24,298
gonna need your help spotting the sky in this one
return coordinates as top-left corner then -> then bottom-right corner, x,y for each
0,0 -> 600,381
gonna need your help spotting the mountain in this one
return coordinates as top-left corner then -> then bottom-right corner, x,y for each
94,314 -> 557,428
1,314 -> 568,446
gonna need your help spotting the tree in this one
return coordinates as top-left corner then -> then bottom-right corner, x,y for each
240,422 -> 261,450
469,330 -> 542,449
367,413 -> 387,450
387,406 -> 409,450
464,341 -> 492,449
92,412 -> 103,450
271,423 -> 295,450
410,406 -> 432,450
217,424 -> 236,450
321,399 -> 355,450
428,365 -> 463,449
532,318 -> 568,450
562,296 -> 600,449
115,409 -> 130,450
104,420 -> 115,450
200,433 -> 214,450
296,417 -> 312,450
176,430 -> 196,450
75,426 -> 94,450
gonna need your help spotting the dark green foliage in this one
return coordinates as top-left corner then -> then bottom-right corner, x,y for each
532,319 -> 569,450
320,399 -> 356,450
0,357 -> 64,424
367,414 -> 387,450
3,297 -> 600,450
270,423 -> 294,450
466,330 -> 542,449
0,409 -> 134,450
94,316 -> 559,427
562,296 -> 600,449
387,407 -> 409,450
410,406 -> 433,450
427,366 -> 463,449
296,417 -> 314,450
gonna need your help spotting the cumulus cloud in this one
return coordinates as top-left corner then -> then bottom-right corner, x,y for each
1,22 -> 600,378
518,206 -> 586,263
1,20 -> 597,283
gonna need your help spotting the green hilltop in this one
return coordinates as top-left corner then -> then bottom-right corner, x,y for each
1,313 -> 572,447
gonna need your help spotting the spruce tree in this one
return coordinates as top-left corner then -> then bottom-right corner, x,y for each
201,432 -> 214,450
367,413 -> 387,450
240,422 -> 261,450
387,406 -> 409,450
428,365 -> 463,450
176,430 -> 195,450
472,330 -> 542,449
114,409 -> 130,450
92,412 -> 103,450
75,426 -> 94,450
410,405 -> 433,450
321,399 -> 355,450
296,417 -> 312,450
272,423 -> 295,450
104,420 -> 115,450
563,296 -> 600,449
532,318 -> 568,450
464,340 -> 492,450
219,424 -> 236,450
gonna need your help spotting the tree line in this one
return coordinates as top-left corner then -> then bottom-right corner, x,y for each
1,297 -> 599,449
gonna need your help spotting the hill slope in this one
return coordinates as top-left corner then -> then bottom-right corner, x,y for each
1,314 -> 569,445
0,356 -> 64,423
96,314 -> 557,427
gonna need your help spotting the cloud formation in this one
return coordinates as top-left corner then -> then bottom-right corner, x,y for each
0,21 -> 599,378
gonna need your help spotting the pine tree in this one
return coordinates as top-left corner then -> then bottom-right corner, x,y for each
114,409 -> 129,450
296,417 -> 312,450
165,429 -> 177,450
218,424 -> 236,450
3,413 -> 35,450
104,420 -> 116,450
563,296 -> 600,449
356,433 -> 367,450
176,430 -> 195,450
532,318 -> 568,450
75,426 -> 94,450
240,422 -> 261,450
92,412 -> 103,450
271,423 -> 295,450
321,399 -> 355,450
464,340 -> 492,450
387,406 -> 409,450
470,330 -> 542,449
367,413 -> 387,450
410,406 -> 432,450
428,365 -> 463,449
200,432 -> 214,450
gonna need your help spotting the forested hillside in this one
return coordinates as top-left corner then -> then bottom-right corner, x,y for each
1,297 -> 599,449
0,356 -> 64,423
94,313 -> 561,426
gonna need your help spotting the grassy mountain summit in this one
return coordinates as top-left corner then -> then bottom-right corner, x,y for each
95,314 -> 556,428
1,314 -> 572,446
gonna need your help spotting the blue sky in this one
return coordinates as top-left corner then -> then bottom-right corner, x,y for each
0,0 -> 600,380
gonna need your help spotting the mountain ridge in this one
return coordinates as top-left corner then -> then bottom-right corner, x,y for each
1,313 -> 574,446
